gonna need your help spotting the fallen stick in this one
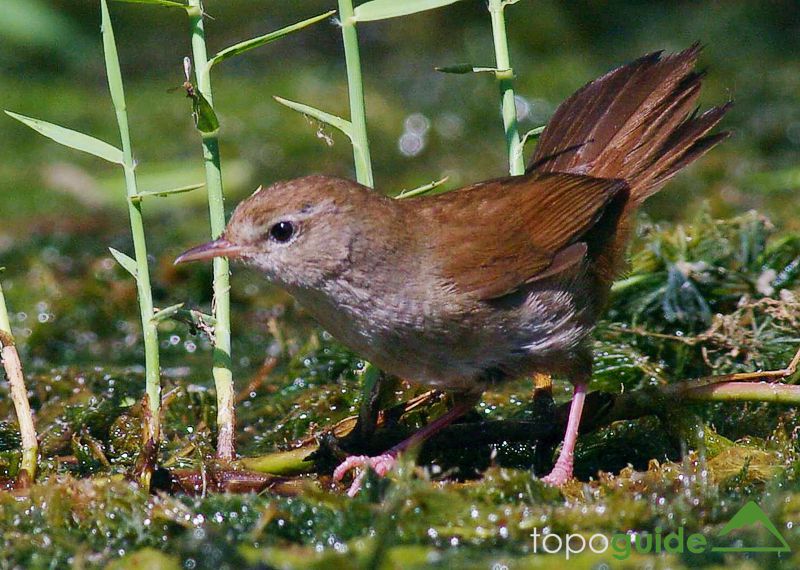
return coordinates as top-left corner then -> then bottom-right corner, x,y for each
0,302 -> 38,484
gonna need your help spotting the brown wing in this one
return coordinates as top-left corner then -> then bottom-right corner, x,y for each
409,172 -> 629,299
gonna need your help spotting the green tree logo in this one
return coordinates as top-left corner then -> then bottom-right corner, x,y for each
712,501 -> 791,553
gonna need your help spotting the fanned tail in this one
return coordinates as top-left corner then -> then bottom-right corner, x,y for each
528,43 -> 731,204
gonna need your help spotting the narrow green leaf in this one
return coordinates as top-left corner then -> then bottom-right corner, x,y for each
435,63 -> 498,74
108,248 -> 138,279
514,126 -> 546,165
152,303 -> 185,324
5,111 -> 123,164
353,0 -> 464,22
207,11 -> 336,70
192,91 -> 219,134
131,182 -> 205,202
436,63 -> 478,74
113,0 -> 188,8
521,125 -> 545,146
100,0 -> 126,112
183,309 -> 216,328
397,176 -> 450,199
273,96 -> 353,140
167,308 -> 217,338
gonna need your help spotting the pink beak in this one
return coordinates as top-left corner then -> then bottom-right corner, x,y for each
174,238 -> 245,264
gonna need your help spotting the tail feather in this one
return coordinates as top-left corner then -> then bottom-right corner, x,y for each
601,72 -> 705,187
645,104 -> 732,195
528,44 -> 730,204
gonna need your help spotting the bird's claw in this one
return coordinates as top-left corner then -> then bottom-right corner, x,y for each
540,461 -> 573,486
333,453 -> 397,496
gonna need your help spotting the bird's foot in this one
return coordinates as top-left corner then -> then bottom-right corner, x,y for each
333,453 -> 397,497
540,460 -> 574,486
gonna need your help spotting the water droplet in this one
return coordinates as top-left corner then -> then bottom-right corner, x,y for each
404,113 -> 430,135
399,132 -> 425,157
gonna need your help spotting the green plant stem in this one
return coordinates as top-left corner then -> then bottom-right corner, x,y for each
488,0 -> 524,176
337,0 -> 386,441
187,0 -> 236,461
101,0 -> 161,450
0,283 -> 37,480
680,381 -> 800,404
125,170 -> 162,444
338,0 -> 374,187
610,273 -> 657,295
0,284 -> 10,334
237,448 -> 314,476
118,126 -> 160,440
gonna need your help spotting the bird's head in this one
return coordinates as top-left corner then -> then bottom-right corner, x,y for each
176,175 -> 373,289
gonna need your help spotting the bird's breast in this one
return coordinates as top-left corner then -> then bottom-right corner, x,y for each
284,270 -> 599,390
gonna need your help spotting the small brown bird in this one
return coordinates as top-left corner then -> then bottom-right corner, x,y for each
177,45 -> 730,495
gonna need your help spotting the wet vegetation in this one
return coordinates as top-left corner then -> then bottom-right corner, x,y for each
2,1 -> 800,568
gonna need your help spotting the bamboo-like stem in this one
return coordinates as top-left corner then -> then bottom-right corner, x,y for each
338,0 -> 374,187
488,0 -> 541,394
187,0 -> 236,461
101,0 -> 161,457
488,0 -> 524,176
0,283 -> 37,480
336,0 -> 385,441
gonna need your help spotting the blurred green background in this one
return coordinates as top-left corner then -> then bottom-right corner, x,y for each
2,0 -> 799,237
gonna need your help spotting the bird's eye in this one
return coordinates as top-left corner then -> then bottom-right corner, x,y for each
269,221 -> 295,243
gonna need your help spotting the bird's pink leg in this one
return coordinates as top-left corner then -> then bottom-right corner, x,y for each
541,382 -> 587,486
333,399 -> 476,496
